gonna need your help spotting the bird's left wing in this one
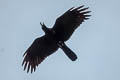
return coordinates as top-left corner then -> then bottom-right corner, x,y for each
52,5 -> 91,41
22,35 -> 58,73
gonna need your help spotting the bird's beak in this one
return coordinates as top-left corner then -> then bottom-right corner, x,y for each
40,22 -> 43,26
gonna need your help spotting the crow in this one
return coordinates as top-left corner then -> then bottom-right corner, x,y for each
22,5 -> 91,73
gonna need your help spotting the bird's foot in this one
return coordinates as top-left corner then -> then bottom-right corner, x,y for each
57,41 -> 65,48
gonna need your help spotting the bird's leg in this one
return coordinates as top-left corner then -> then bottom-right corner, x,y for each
57,41 -> 65,48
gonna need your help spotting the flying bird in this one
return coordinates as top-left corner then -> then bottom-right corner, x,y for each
22,5 -> 91,73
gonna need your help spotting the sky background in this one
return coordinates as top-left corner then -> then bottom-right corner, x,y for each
0,0 -> 120,80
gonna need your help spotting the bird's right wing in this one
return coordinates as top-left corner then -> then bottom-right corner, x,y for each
22,35 -> 58,73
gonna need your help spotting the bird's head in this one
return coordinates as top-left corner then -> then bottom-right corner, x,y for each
40,22 -> 50,34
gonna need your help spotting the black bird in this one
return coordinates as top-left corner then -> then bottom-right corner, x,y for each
22,5 -> 91,73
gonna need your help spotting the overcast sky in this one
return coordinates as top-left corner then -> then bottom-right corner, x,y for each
0,0 -> 120,80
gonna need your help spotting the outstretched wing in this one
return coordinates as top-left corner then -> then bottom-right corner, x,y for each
52,5 -> 91,41
22,35 -> 58,73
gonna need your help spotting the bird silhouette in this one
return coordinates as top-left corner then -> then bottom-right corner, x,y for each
22,5 -> 91,73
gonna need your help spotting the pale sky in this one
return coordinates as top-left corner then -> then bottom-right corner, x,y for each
0,0 -> 120,80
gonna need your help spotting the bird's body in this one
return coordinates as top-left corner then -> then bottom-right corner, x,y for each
22,5 -> 91,73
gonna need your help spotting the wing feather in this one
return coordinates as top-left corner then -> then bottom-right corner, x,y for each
52,5 -> 91,41
22,35 -> 58,73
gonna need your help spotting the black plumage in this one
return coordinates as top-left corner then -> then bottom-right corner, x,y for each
22,5 -> 91,73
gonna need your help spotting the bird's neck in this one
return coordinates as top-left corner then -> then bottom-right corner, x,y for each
42,25 -> 50,34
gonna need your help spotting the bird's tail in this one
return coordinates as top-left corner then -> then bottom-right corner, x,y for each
58,42 -> 77,61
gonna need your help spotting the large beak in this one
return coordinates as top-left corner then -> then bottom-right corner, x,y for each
40,22 -> 43,26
